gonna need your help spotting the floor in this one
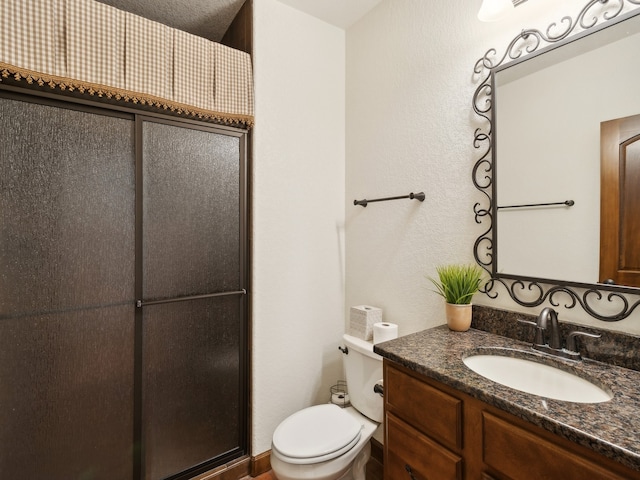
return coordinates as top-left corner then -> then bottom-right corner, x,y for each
243,456 -> 383,480
245,473 -> 274,480
246,473 -> 274,480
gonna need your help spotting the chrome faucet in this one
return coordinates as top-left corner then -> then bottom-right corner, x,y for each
536,307 -> 561,349
519,307 -> 600,360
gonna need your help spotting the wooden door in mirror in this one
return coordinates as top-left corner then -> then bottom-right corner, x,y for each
600,113 -> 640,287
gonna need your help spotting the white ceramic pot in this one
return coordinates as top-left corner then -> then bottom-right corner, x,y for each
445,303 -> 472,332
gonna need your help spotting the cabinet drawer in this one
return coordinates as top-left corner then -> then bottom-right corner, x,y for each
386,363 -> 462,450
483,412 -> 627,480
386,413 -> 462,480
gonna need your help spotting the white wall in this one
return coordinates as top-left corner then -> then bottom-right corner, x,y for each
346,0 -> 640,338
251,0 -> 640,458
252,0 -> 346,456
345,0 -> 487,336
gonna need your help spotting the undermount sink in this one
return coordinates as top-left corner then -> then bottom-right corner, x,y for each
463,352 -> 613,403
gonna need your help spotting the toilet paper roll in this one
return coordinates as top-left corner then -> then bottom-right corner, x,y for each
331,391 -> 350,406
373,322 -> 398,344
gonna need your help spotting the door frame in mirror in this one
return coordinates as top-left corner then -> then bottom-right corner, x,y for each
472,0 -> 640,321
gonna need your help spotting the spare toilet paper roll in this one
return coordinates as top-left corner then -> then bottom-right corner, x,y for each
373,322 -> 398,344
331,391 -> 350,405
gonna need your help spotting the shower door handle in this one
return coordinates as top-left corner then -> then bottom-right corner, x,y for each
136,289 -> 247,307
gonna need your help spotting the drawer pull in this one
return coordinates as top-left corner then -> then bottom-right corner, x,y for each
405,464 -> 418,480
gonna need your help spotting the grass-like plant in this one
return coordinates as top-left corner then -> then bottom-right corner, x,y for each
428,264 -> 484,305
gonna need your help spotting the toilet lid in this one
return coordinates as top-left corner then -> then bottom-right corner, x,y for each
272,404 -> 362,461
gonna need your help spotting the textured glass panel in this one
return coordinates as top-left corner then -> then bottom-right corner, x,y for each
0,98 -> 136,316
142,122 -> 241,299
0,97 -> 136,478
0,305 -> 135,480
142,296 -> 242,480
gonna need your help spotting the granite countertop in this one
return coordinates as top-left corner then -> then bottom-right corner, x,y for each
373,325 -> 640,472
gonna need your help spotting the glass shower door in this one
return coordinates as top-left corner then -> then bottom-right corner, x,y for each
139,119 -> 247,480
0,96 -> 136,480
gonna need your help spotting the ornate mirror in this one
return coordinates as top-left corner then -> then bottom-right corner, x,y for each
473,0 -> 640,321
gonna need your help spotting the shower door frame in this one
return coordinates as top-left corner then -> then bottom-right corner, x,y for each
134,114 -> 249,480
0,84 -> 250,480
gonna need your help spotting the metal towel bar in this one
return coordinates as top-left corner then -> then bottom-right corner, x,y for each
497,199 -> 574,210
354,191 -> 425,207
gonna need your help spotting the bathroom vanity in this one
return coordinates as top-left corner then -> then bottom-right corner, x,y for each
374,323 -> 640,480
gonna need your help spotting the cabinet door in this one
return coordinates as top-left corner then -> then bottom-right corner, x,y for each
386,362 -> 462,451
139,119 -> 247,479
386,413 -> 463,480
483,412 -> 628,480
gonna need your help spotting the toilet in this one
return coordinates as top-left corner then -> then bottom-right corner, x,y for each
270,334 -> 383,480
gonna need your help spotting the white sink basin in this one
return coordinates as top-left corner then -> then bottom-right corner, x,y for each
463,353 -> 612,403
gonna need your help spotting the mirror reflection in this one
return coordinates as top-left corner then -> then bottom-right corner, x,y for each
494,13 -> 640,288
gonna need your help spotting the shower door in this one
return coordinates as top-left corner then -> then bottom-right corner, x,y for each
0,95 -> 137,479
137,118 -> 248,480
0,93 -> 248,480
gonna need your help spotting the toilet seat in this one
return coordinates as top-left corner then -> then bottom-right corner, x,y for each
272,404 -> 362,465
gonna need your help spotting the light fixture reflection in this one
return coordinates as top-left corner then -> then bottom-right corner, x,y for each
478,0 -> 515,22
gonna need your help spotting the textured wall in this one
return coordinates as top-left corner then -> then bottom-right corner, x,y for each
346,0 -> 640,337
346,0 -> 490,337
251,0 -> 640,459
252,0 -> 346,456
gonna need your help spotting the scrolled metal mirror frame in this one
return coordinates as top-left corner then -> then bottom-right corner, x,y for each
472,0 -> 640,321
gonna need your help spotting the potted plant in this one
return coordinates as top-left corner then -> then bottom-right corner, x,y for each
428,264 -> 484,331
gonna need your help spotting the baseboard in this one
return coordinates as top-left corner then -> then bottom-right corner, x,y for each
250,449 -> 272,476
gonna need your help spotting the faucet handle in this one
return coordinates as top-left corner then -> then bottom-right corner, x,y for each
518,318 -> 545,346
517,319 -> 536,327
565,331 -> 601,353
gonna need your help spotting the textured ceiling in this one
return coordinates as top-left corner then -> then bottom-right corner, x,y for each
277,0 -> 383,29
95,0 -> 383,43
96,0 -> 246,42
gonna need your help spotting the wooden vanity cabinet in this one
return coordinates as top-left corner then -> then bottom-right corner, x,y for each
383,360 -> 640,480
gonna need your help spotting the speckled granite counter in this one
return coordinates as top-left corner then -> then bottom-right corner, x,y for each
374,325 -> 640,472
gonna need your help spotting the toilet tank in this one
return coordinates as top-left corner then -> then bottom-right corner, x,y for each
342,334 -> 383,423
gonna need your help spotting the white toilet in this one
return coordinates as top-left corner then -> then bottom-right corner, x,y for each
270,334 -> 383,480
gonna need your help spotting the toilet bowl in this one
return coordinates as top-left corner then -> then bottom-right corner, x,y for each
271,334 -> 383,480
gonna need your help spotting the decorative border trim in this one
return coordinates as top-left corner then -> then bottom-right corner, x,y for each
472,0 -> 640,321
0,62 -> 255,129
